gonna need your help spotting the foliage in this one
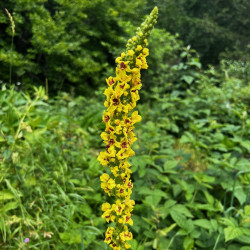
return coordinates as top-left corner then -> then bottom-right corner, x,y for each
0,14 -> 250,249
0,86 -> 106,249
0,0 -> 146,94
145,0 -> 250,65
1,0 -> 249,95
130,47 -> 250,249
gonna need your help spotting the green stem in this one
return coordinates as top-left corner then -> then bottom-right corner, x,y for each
167,232 -> 178,250
9,34 -> 14,84
80,229 -> 84,250
213,233 -> 220,250
14,96 -> 39,140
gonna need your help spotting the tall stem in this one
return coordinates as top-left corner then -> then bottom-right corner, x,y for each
9,34 -> 14,84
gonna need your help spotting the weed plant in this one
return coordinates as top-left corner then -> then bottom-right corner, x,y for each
0,16 -> 250,250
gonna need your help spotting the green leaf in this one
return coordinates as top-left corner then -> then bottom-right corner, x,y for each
203,190 -> 214,204
181,75 -> 194,84
139,188 -> 167,198
0,191 -> 15,200
145,195 -> 162,207
0,134 -> 5,142
241,247 -> 250,250
180,52 -> 187,58
224,226 -> 243,242
157,175 -> 171,184
187,60 -> 201,69
171,204 -> 194,218
237,235 -> 250,244
129,239 -> 138,249
59,231 -> 81,244
180,132 -> 195,144
163,160 -> 178,172
0,202 -> 18,213
210,219 -> 218,231
170,210 -> 193,233
245,205 -> 250,216
193,219 -> 212,230
161,223 -> 177,236
234,185 -> 246,205
153,238 -> 158,249
183,236 -> 194,250
164,199 -> 177,209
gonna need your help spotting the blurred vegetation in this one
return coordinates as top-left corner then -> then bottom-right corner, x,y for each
0,1 -> 250,249
0,0 -> 249,93
145,0 -> 250,65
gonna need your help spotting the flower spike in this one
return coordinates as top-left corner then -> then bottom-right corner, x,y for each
98,7 -> 158,249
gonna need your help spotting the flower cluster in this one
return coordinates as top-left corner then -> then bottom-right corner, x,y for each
98,7 -> 158,250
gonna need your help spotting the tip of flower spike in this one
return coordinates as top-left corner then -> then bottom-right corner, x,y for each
153,6 -> 158,13
125,7 -> 158,52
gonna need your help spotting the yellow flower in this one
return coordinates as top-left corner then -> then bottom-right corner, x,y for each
120,230 -> 133,241
108,94 -> 122,113
119,161 -> 132,171
131,111 -> 142,124
127,50 -> 134,57
105,121 -> 115,133
102,209 -> 112,222
102,111 -> 111,123
136,45 -> 142,51
114,82 -> 130,97
122,103 -> 134,114
125,243 -> 131,249
114,199 -> 125,215
107,178 -> 116,189
136,55 -> 148,69
111,166 -> 119,177
106,76 -> 116,86
142,48 -> 149,56
104,227 -> 115,243
98,151 -> 111,166
100,173 -> 110,182
119,214 -> 133,225
106,146 -> 116,158
115,57 -> 122,63
100,132 -> 116,146
116,62 -> 132,82
116,148 -> 135,161
115,137 -> 129,149
116,184 -> 127,198
130,89 -> 140,103
104,86 -> 114,106
114,124 -> 123,135
131,67 -> 140,75
123,199 -> 135,212
102,203 -> 111,211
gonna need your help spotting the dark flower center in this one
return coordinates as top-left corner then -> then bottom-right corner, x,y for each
120,62 -> 127,70
113,98 -> 119,106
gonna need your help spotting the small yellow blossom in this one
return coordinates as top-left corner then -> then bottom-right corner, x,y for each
127,50 -> 134,56
136,45 -> 142,51
102,203 -> 111,211
142,48 -> 149,56
106,76 -> 116,86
